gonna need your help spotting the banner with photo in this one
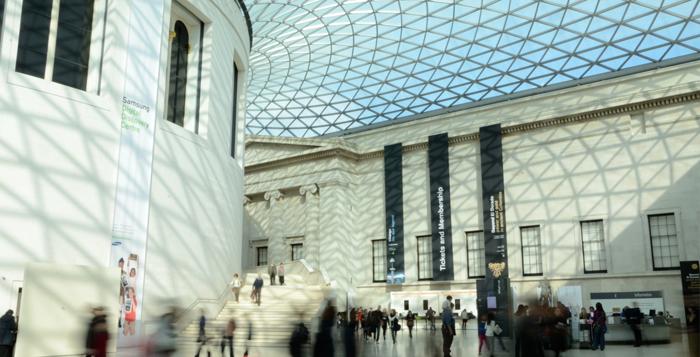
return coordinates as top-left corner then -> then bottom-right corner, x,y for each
477,124 -> 511,335
110,0 -> 165,345
428,133 -> 454,281
384,144 -> 405,284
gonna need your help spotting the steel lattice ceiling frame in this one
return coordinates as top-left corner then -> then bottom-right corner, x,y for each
246,0 -> 700,137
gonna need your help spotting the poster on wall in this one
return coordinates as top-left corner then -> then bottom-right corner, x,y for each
680,261 -> 700,331
477,124 -> 511,335
384,144 -> 405,284
110,0 -> 165,345
428,133 -> 454,281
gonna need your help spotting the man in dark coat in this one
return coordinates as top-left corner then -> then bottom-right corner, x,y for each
0,310 -> 17,357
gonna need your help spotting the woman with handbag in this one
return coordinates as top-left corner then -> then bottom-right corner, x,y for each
389,309 -> 400,344
591,303 -> 607,351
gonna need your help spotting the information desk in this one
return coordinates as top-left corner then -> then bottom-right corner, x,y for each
580,320 -> 671,344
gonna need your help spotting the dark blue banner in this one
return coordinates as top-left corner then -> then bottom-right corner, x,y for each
477,124 -> 511,336
384,143 -> 405,284
428,133 -> 454,281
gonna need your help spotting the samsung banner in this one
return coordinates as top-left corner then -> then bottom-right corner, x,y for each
110,0 -> 165,345
477,124 -> 511,336
428,133 -> 454,281
384,144 -> 405,284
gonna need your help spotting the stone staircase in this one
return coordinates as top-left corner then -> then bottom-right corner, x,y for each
178,264 -> 328,351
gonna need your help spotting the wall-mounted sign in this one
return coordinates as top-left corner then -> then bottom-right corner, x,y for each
428,133 -> 454,281
384,143 -> 405,284
680,261 -> 700,331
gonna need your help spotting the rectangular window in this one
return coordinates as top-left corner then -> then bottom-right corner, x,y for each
648,214 -> 680,270
520,226 -> 543,276
256,246 -> 268,266
581,220 -> 607,273
417,235 -> 433,280
455,299 -> 461,310
16,0 -> 95,90
466,231 -> 485,278
372,240 -> 386,283
291,243 -> 303,261
231,62 -> 239,157
403,300 -> 409,311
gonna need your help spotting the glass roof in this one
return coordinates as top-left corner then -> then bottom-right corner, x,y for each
246,0 -> 700,137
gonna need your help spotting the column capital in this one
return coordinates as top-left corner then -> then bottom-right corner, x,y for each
264,189 -> 284,201
299,184 -> 319,197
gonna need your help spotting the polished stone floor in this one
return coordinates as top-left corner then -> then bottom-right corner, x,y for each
170,325 -> 697,357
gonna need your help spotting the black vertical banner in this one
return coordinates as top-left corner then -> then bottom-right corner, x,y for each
428,133 -> 454,281
384,144 -> 405,284
478,124 -> 511,336
681,261 -> 700,333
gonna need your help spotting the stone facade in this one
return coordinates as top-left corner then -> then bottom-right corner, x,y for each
244,61 -> 700,321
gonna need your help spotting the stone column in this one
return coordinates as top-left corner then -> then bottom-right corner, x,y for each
300,184 -> 320,270
264,190 -> 284,265
318,181 -> 353,307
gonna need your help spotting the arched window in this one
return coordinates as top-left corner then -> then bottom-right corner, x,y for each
167,21 -> 189,126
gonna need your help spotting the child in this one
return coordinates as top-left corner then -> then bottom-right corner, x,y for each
478,313 -> 489,356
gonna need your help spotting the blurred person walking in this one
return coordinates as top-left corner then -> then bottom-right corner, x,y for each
194,309 -> 211,357
85,307 -> 109,357
461,309 -> 469,330
278,262 -> 285,285
148,309 -> 178,356
252,274 -> 264,306
313,302 -> 336,357
289,320 -> 309,357
0,310 -> 16,357
513,305 -> 527,357
389,309 -> 401,345
478,313 -> 489,356
380,309 -> 389,340
371,306 -> 382,343
441,306 -> 455,356
487,312 -> 508,353
591,303 -> 607,351
520,303 -> 545,357
220,318 -> 235,357
405,310 -> 415,338
230,273 -> 242,303
427,307 -> 436,333
268,263 -> 276,285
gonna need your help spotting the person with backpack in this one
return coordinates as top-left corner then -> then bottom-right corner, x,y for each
252,274 -> 264,306
389,309 -> 400,344
441,306 -> 455,356
289,321 -> 309,357
220,318 -> 235,357
623,303 -> 643,347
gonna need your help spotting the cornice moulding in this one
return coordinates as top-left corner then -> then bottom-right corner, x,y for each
245,90 -> 700,174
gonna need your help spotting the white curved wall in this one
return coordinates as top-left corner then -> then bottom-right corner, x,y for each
0,0 -> 249,321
